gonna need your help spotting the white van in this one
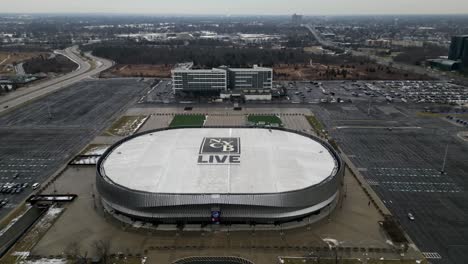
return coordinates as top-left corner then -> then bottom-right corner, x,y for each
32,183 -> 40,190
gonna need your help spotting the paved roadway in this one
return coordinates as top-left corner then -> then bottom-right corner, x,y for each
0,46 -> 114,114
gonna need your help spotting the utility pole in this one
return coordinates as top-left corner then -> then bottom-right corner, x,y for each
441,142 -> 449,174
367,97 -> 372,116
47,103 -> 52,119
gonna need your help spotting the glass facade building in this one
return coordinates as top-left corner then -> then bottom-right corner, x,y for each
172,68 -> 227,93
227,66 -> 273,91
172,64 -> 273,94
448,35 -> 468,61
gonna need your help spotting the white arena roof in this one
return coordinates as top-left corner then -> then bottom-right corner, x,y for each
101,128 -> 338,194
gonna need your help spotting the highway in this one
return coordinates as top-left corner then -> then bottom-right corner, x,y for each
0,46 -> 114,114
304,24 -> 448,80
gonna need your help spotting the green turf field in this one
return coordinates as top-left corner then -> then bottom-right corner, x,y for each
169,114 -> 206,127
247,115 -> 282,126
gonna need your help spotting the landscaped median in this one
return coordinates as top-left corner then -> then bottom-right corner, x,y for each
305,115 -> 325,136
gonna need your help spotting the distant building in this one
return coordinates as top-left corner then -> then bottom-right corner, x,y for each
447,35 -> 468,72
366,39 -> 391,48
462,40 -> 468,72
391,39 -> 424,48
0,75 -> 38,94
291,14 -> 303,25
366,39 -> 423,48
427,59 -> 460,71
448,35 -> 468,60
172,63 -> 273,100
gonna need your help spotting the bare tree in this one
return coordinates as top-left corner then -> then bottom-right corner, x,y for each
92,239 -> 111,264
64,241 -> 88,264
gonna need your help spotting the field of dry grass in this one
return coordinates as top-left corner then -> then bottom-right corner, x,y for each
0,51 -> 48,74
100,60 -> 431,81
273,63 -> 432,81
101,64 -> 172,78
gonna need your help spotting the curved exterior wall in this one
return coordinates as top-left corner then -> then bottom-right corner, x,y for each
96,127 -> 344,224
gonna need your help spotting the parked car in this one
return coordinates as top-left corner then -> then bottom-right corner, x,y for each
408,212 -> 415,221
0,199 -> 8,208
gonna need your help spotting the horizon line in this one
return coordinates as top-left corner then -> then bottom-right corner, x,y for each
1,12 -> 468,17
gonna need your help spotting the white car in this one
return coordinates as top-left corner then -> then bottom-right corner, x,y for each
407,213 -> 415,221
32,183 -> 40,190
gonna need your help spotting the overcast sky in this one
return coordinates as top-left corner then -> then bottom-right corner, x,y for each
1,0 -> 468,15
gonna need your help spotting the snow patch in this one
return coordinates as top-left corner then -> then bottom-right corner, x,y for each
21,258 -> 67,264
0,205 -> 32,236
12,251 -> 30,258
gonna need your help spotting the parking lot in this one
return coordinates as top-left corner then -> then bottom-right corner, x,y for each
26,107 -> 424,263
2,77 -> 467,263
141,80 -> 468,107
310,101 -> 468,264
0,78 -> 149,219
283,80 -> 468,105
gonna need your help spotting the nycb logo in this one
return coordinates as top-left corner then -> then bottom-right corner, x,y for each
198,137 -> 241,165
199,137 -> 240,154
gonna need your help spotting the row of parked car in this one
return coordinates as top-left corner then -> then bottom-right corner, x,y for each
0,182 -> 40,194
446,115 -> 468,126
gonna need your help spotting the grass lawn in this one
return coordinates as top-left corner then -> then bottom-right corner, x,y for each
247,115 -> 282,126
306,115 -> 325,135
169,114 -> 206,127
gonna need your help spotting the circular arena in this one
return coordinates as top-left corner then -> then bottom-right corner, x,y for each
96,127 -> 344,224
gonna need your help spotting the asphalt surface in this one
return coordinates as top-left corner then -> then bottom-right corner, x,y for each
0,78 -> 149,220
0,46 -> 114,114
310,102 -> 468,264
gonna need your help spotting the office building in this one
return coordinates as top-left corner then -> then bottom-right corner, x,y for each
448,35 -> 468,61
172,63 -> 227,93
171,63 -> 273,99
227,66 -> 272,90
462,40 -> 468,71
292,14 -> 303,25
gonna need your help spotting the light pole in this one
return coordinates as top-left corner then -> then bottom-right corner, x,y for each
47,103 -> 52,119
367,97 -> 372,116
440,142 -> 449,174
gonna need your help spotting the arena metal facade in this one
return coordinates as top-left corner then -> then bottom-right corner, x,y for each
96,127 -> 344,224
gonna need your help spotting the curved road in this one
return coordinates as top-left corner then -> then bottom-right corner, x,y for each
0,46 -> 114,114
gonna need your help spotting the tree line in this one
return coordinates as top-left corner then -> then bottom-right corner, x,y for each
84,44 -> 311,67
83,43 -> 376,69
23,54 -> 77,74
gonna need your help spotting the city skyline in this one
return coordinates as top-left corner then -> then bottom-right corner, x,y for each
1,0 -> 468,15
